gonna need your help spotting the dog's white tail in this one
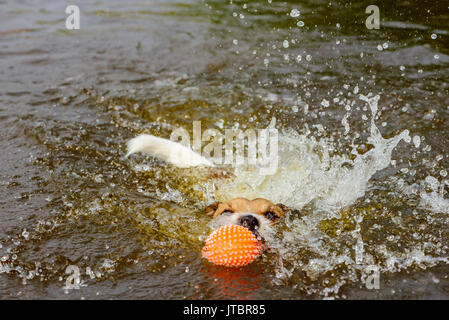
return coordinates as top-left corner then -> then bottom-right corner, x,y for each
126,134 -> 214,168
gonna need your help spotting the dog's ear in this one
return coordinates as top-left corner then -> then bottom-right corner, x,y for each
205,202 -> 220,217
276,203 -> 290,214
205,202 -> 232,218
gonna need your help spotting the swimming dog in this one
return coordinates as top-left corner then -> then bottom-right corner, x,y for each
126,134 -> 288,239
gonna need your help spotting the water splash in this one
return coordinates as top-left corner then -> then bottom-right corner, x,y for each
214,94 -> 411,214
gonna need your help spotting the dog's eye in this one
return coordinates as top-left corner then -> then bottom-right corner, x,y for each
264,211 -> 278,221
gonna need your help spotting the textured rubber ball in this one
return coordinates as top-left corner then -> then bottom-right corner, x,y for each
201,225 -> 262,267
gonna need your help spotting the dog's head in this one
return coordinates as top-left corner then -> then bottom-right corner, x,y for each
205,197 -> 289,240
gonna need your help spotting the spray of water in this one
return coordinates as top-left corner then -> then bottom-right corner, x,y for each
213,94 -> 411,213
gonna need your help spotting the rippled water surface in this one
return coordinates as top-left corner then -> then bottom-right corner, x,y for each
1,0 -> 449,299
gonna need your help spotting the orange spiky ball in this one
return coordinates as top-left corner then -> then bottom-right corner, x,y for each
201,225 -> 262,267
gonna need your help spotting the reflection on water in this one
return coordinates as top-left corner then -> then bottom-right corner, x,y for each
0,0 -> 448,299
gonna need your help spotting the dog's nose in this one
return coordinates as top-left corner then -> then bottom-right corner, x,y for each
239,215 -> 259,232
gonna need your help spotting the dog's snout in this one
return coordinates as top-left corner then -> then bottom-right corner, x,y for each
239,215 -> 259,232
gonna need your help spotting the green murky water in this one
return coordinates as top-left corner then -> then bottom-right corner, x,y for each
1,0 -> 448,299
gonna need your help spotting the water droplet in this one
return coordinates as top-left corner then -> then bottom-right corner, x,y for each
290,9 -> 300,18
431,33 -> 437,39
283,40 -> 289,48
61,96 -> 70,104
297,21 -> 304,27
413,135 -> 421,148
21,229 -> 29,240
